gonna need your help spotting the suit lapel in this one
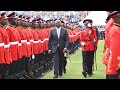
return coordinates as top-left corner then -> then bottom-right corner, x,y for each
54,28 -> 58,39
59,28 -> 62,39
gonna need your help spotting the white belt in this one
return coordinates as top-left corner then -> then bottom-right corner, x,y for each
34,41 -> 39,43
21,40 -> 27,43
69,35 -> 74,37
69,35 -> 73,37
27,42 -> 30,45
43,38 -> 48,42
41,41 -> 44,43
0,43 -> 4,47
73,35 -> 76,37
4,44 -> 10,48
10,41 -> 18,45
76,32 -> 81,35
44,38 -> 49,41
18,43 -> 22,46
30,39 -> 34,42
38,40 -> 41,42
43,39 -> 45,42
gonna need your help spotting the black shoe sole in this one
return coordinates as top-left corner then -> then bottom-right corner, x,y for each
53,76 -> 58,78
82,72 -> 87,78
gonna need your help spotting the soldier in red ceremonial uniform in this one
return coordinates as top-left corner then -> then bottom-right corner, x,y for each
80,19 -> 97,78
17,15 -> 28,72
0,12 -> 12,78
31,19 -> 39,65
22,20 -> 32,73
88,20 -> 99,74
104,11 -> 120,79
102,17 -> 114,66
102,11 -> 114,79
14,19 -> 23,74
0,21 -> 6,78
6,12 -> 20,75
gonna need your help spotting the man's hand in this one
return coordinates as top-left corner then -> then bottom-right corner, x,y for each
63,48 -> 67,53
48,50 -> 51,54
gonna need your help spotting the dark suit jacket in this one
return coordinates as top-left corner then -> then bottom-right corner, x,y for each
48,27 -> 69,53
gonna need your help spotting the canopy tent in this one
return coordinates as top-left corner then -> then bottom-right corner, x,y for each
79,11 -> 108,26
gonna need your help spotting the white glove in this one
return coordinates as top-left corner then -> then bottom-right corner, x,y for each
93,39 -> 96,42
63,48 -> 67,53
81,42 -> 85,46
32,54 -> 35,59
48,50 -> 51,54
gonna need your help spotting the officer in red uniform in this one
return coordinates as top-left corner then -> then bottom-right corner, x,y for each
102,15 -> 114,66
17,15 -> 27,72
104,11 -> 120,79
23,20 -> 32,74
80,19 -> 97,78
6,12 -> 20,75
88,20 -> 99,74
0,12 -> 12,78
31,19 -> 39,65
102,11 -> 114,79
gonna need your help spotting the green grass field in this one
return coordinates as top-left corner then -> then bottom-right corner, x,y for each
41,40 -> 106,79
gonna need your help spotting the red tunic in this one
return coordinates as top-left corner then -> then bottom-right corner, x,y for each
17,27 -> 27,57
44,28 -> 49,51
24,29 -> 31,58
39,29 -> 44,54
80,28 -> 97,51
27,28 -> 34,56
102,18 -> 114,65
32,30 -> 39,55
41,29 -> 46,52
35,29 -> 43,54
2,28 -> 12,64
16,27 -> 22,59
0,27 -> 6,64
106,25 -> 120,75
6,26 -> 19,61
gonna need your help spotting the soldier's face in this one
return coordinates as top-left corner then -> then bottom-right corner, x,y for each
84,21 -> 91,28
84,21 -> 89,27
0,19 -> 9,26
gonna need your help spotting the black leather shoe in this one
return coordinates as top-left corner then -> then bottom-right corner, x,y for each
53,76 -> 58,78
64,71 -> 66,74
82,71 -> 87,78
91,73 -> 94,75
64,69 -> 66,74
59,75 -> 62,77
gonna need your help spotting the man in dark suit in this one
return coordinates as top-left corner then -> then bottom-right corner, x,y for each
48,20 -> 69,78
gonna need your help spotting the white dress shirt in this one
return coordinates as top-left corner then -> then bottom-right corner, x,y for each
56,27 -> 61,39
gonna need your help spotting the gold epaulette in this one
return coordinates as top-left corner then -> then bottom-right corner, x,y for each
114,23 -> 120,27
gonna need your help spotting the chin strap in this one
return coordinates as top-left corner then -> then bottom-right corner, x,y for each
114,23 -> 120,27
